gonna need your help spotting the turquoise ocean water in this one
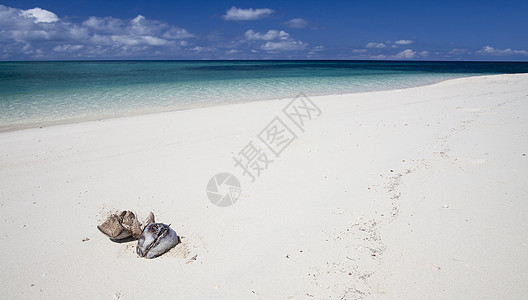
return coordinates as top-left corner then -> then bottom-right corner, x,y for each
1,60 -> 527,131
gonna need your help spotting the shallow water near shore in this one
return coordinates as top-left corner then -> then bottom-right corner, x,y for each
1,60 -> 527,131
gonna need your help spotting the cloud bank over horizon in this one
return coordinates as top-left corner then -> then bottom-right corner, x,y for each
0,4 -> 526,60
0,5 -> 195,59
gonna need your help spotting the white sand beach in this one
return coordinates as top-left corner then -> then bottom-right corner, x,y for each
1,74 -> 527,299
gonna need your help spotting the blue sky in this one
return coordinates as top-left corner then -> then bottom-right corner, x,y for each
1,0 -> 527,60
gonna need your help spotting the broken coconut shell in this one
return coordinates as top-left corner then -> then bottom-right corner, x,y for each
98,211 -> 155,241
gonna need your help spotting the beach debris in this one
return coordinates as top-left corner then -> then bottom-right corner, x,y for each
98,211 -> 155,241
186,254 -> 198,264
136,223 -> 180,259
98,211 -> 180,259
81,237 -> 90,242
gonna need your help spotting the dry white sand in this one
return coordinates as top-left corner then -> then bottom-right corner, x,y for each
1,74 -> 527,299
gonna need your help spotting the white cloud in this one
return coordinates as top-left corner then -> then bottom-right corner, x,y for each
82,17 -> 124,33
284,18 -> 308,29
393,49 -> 429,59
0,4 -> 195,59
10,30 -> 51,42
90,34 -> 171,46
141,36 -> 169,46
82,15 -> 193,47
476,45 -> 528,56
20,7 -> 59,23
245,29 -> 289,41
53,44 -> 84,52
394,49 -> 417,59
394,39 -> 413,45
352,49 -> 367,53
366,42 -> 386,48
162,27 -> 193,39
242,29 -> 306,52
449,48 -> 468,54
222,7 -> 274,21
261,40 -> 307,51
131,15 -> 145,24
477,45 -> 504,55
